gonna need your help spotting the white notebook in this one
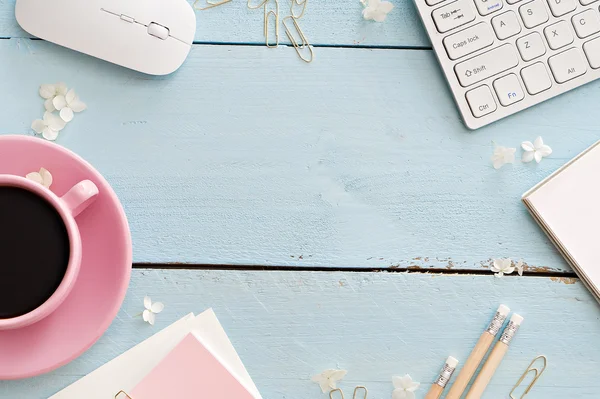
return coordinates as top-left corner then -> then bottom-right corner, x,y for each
523,140 -> 600,301
50,309 -> 262,399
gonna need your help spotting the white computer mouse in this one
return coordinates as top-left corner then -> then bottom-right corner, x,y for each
15,0 -> 196,75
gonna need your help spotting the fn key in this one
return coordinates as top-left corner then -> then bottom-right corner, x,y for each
466,85 -> 497,117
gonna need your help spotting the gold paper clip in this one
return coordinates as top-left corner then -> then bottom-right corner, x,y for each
193,0 -> 232,10
247,0 -> 268,9
290,0 -> 308,18
282,16 -> 314,63
353,386 -> 368,399
330,388 -> 345,399
509,355 -> 548,399
264,0 -> 279,48
114,391 -> 133,399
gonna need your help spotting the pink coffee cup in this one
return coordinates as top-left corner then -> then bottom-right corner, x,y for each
0,174 -> 98,330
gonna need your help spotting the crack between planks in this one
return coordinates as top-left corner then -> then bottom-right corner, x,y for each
0,36 -> 432,50
133,263 -> 577,278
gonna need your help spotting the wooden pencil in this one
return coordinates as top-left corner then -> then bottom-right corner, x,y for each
465,314 -> 524,399
445,304 -> 510,399
424,356 -> 459,399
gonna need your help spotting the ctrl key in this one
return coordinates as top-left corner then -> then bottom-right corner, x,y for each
466,85 -> 496,117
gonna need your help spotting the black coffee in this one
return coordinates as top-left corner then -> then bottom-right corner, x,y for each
0,186 -> 70,319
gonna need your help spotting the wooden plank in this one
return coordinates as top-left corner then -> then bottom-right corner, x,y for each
2,39 -> 600,272
0,270 -> 598,398
0,0 -> 430,47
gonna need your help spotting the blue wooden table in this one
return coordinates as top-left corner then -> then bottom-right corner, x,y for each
1,0 -> 600,398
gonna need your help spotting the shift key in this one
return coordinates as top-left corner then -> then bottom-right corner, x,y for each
455,44 -> 519,87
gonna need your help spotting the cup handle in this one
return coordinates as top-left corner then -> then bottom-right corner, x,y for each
60,180 -> 99,218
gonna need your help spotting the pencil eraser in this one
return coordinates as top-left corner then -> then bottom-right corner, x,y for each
510,313 -> 524,325
497,304 -> 510,316
446,356 -> 459,368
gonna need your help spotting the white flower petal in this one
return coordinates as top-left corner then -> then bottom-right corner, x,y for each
144,296 -> 152,310
533,136 -> 544,149
392,389 -> 408,399
53,95 -> 67,110
538,145 -> 552,157
56,82 -> 68,96
362,8 -> 375,19
31,119 -> 46,134
47,113 -> 66,131
69,98 -> 87,113
151,302 -> 164,313
373,10 -> 388,22
26,172 -> 43,185
329,369 -> 347,381
65,88 -> 76,104
311,373 -> 330,393
504,266 -> 516,274
521,141 -> 535,152
42,127 -> 59,141
495,272 -> 503,278
399,375 -> 414,390
379,1 -> 394,13
522,151 -> 535,163
392,376 -> 404,389
60,107 -> 74,122
39,84 -> 56,99
44,98 -> 56,112
534,150 -> 543,163
39,168 -> 53,188
407,381 -> 420,392
147,312 -> 156,325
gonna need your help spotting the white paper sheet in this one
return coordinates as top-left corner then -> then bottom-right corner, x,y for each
49,309 -> 262,399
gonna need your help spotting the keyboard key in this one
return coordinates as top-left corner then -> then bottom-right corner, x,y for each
519,0 -> 549,28
432,0 -> 477,33
443,23 -> 495,60
516,32 -> 546,60
572,9 -> 600,38
466,85 -> 497,117
544,21 -> 574,49
426,0 -> 446,6
507,0 -> 522,4
492,11 -> 522,39
521,62 -> 553,94
493,73 -> 525,105
547,0 -> 576,17
580,0 -> 597,5
474,0 -> 503,15
455,44 -> 519,86
548,47 -> 587,82
583,36 -> 600,68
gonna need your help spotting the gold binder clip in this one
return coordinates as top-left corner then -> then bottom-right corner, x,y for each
290,0 -> 308,18
353,386 -> 368,399
114,391 -> 133,399
329,388 -> 345,399
509,355 -> 548,399
264,0 -> 279,48
282,16 -> 314,63
193,0 -> 232,10
247,0 -> 268,9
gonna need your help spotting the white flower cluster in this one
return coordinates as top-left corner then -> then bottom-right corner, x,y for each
491,136 -> 552,169
31,83 -> 87,141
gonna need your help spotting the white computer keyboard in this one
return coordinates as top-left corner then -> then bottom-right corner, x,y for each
413,0 -> 600,128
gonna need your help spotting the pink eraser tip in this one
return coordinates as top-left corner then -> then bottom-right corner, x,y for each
497,304 -> 510,316
511,313 -> 524,325
446,356 -> 459,368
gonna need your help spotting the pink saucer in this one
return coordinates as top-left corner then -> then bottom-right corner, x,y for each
0,135 -> 132,380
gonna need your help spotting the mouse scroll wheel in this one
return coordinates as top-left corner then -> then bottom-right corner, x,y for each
148,22 -> 169,40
